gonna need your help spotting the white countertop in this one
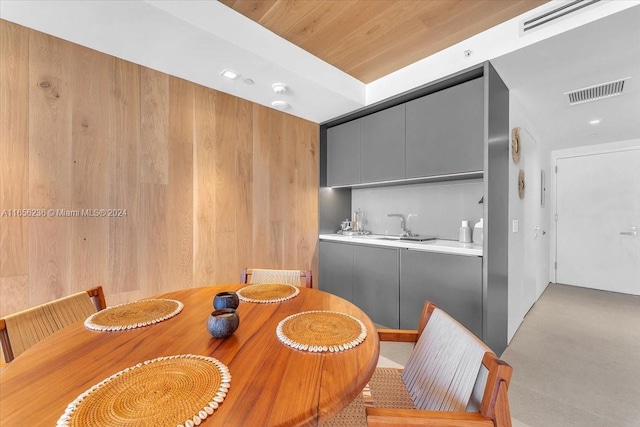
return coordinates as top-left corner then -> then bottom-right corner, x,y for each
319,234 -> 482,257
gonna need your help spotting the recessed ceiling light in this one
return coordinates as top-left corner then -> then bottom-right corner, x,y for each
588,119 -> 602,125
271,100 -> 289,110
272,83 -> 287,94
220,69 -> 239,80
243,78 -> 254,85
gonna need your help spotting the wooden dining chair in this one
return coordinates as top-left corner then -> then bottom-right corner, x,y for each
323,301 -> 512,427
0,286 -> 107,363
240,268 -> 312,288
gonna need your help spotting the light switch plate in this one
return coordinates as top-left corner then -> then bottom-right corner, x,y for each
512,219 -> 519,233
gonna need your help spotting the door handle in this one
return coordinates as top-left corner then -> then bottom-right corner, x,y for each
535,227 -> 547,238
620,226 -> 637,236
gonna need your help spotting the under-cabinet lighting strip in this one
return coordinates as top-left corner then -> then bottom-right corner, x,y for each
328,171 -> 484,189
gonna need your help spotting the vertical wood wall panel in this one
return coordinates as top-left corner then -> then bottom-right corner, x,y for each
214,93 -> 238,235
70,44 -> 111,293
297,121 -> 320,275
140,68 -> 169,185
0,20 -> 29,282
138,70 -> 170,295
234,99 -> 253,276
108,59 -> 141,295
193,87 -> 217,287
166,77 -> 194,291
268,111 -> 285,268
0,276 -> 29,319
27,29 -> 73,305
138,183 -> 168,295
251,105 -> 271,268
212,93 -> 240,283
269,112 -> 285,224
283,114 -> 299,269
1,21 -> 319,316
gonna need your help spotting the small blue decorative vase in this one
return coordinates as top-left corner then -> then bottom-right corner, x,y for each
213,291 -> 239,310
207,308 -> 239,339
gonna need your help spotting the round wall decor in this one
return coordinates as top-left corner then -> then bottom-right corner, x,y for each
518,169 -> 525,199
512,127 -> 521,163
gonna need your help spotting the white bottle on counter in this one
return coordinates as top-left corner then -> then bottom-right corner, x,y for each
459,220 -> 471,243
473,218 -> 484,246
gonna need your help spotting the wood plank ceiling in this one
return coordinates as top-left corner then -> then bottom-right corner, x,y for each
220,0 -> 549,83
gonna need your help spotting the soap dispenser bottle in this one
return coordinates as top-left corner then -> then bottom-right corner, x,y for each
473,218 -> 484,246
459,220 -> 472,243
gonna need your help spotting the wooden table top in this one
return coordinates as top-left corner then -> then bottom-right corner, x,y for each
0,285 -> 379,426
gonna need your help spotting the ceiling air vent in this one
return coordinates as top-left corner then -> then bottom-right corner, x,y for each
522,0 -> 602,33
565,78 -> 629,106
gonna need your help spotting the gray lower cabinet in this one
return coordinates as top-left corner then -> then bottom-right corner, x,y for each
326,120 -> 360,187
353,245 -> 399,328
319,241 -> 400,328
360,104 -> 406,183
319,241 -> 353,302
400,249 -> 483,338
405,77 -> 484,178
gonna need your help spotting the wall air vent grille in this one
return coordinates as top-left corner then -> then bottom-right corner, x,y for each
522,0 -> 602,33
565,78 -> 628,106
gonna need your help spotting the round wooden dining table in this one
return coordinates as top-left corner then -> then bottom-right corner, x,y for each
0,285 -> 379,426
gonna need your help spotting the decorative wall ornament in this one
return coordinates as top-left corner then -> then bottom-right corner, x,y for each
511,127 -> 521,163
518,169 -> 525,199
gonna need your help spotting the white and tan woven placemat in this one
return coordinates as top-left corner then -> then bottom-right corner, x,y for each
56,354 -> 230,427
237,284 -> 299,303
84,299 -> 183,331
276,310 -> 367,353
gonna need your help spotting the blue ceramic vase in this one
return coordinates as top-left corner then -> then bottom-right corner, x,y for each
207,308 -> 239,338
213,291 -> 239,310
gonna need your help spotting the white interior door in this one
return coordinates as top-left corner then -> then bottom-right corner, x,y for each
523,133 -> 548,314
555,148 -> 640,295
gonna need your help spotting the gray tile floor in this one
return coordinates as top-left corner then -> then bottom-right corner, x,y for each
379,283 -> 640,427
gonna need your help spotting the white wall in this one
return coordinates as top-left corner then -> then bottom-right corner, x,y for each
508,93 -> 552,342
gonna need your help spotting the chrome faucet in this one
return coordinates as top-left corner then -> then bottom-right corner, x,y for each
388,213 -> 412,237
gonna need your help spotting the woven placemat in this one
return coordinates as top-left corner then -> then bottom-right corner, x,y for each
57,354 -> 231,427
237,284 -> 299,303
276,311 -> 367,353
84,299 -> 183,331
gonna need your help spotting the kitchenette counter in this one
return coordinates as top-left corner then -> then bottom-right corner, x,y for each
319,234 -> 482,257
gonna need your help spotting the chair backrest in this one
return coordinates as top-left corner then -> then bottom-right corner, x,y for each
403,302 -> 512,425
0,286 -> 106,363
240,268 -> 312,288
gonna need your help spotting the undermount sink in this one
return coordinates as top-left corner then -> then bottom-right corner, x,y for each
352,234 -> 399,240
399,235 -> 436,242
335,232 -> 438,242
360,234 -> 436,242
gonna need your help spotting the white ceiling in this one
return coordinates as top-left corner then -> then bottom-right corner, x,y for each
492,4 -> 640,150
1,0 -> 638,150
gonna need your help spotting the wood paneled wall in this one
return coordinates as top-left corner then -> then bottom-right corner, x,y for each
0,19 -> 319,315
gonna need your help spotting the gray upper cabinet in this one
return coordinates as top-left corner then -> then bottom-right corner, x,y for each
326,77 -> 484,187
326,120 -> 360,187
405,77 -> 484,178
360,104 -> 406,183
